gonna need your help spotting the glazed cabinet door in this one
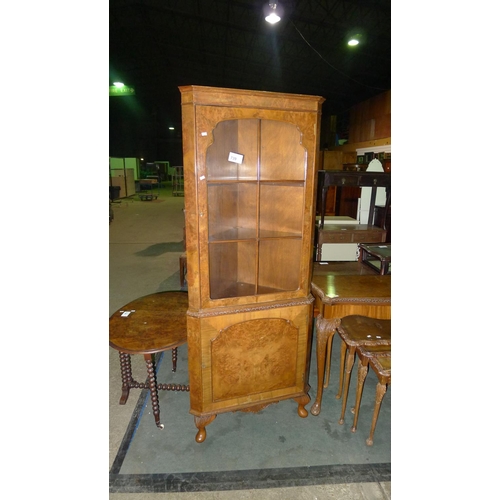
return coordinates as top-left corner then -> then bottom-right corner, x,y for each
197,110 -> 312,308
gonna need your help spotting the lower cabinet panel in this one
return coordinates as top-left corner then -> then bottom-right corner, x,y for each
212,317 -> 298,401
187,301 -> 312,415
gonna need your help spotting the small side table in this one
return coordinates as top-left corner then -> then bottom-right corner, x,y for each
359,243 -> 391,275
109,291 -> 189,429
352,345 -> 391,446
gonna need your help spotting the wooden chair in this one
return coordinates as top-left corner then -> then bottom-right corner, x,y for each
335,315 -> 391,426
179,253 -> 187,286
351,345 -> 391,445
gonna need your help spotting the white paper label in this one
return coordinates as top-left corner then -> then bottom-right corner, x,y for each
228,152 -> 243,164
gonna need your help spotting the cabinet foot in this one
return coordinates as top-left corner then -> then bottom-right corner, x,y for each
194,414 -> 216,443
294,393 -> 310,418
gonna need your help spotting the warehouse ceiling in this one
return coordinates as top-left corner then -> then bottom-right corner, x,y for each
109,0 -> 391,160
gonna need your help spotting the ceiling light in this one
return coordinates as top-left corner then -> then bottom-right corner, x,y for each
347,32 -> 363,47
113,82 -> 125,87
264,2 -> 283,24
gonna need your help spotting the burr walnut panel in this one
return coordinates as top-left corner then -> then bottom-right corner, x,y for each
211,318 -> 298,401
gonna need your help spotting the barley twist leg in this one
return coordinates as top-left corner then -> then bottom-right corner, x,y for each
118,352 -> 133,404
144,353 -> 164,429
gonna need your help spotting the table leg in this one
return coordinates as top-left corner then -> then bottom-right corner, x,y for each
380,261 -> 389,275
336,340 -> 348,399
351,357 -> 369,432
311,316 -> 339,416
324,335 -> 334,389
338,346 -> 356,424
366,378 -> 388,446
316,242 -> 323,262
171,347 -> 178,372
144,353 -> 164,430
118,352 -> 132,404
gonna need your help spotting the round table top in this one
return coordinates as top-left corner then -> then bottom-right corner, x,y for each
109,291 -> 188,354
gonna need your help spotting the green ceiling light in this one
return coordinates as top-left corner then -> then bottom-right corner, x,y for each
264,1 -> 283,24
348,38 -> 359,46
109,82 -> 135,96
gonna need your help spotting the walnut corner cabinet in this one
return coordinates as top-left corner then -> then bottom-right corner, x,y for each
179,85 -> 325,442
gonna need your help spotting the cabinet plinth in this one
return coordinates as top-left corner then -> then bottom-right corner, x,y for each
180,85 -> 324,442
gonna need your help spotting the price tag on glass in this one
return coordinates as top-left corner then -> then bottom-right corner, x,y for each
228,152 -> 244,164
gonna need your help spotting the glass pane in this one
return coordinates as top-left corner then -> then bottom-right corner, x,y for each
206,119 -> 259,180
259,183 -> 304,238
260,120 -> 306,181
209,241 -> 257,299
208,183 -> 257,241
258,239 -> 302,293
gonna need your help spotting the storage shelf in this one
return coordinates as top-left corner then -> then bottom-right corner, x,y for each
209,230 -> 302,242
210,281 -> 298,300
207,179 -> 305,185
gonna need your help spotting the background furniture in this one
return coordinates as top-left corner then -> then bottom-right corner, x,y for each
137,178 -> 159,200
334,315 -> 391,427
110,168 -> 136,199
172,165 -> 184,196
179,254 -> 187,286
316,224 -> 387,261
359,243 -> 391,275
315,170 -> 390,261
374,204 -> 391,242
310,262 -> 391,416
180,85 -> 324,442
315,215 -> 359,261
352,345 -> 391,446
109,291 -> 190,429
110,157 -> 140,197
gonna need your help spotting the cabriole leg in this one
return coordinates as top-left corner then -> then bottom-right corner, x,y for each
194,414 -> 217,443
351,358 -> 369,432
339,346 -> 356,424
294,393 -> 310,418
366,381 -> 387,446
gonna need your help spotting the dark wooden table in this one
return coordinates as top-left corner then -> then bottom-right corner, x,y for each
315,224 -> 387,261
359,243 -> 391,275
315,170 -> 390,261
317,170 -> 391,228
310,262 -> 391,416
109,290 -> 189,429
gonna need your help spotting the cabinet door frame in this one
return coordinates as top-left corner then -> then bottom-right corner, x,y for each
190,106 -> 319,310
